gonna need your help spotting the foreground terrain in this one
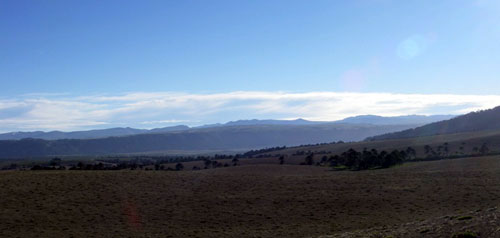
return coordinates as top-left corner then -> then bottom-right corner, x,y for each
1,156 -> 499,237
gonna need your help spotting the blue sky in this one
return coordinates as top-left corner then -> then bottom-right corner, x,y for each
1,0 -> 499,131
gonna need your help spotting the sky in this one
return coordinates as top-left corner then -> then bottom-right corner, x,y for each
1,0 -> 499,132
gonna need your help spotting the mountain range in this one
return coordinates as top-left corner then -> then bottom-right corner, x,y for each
0,123 -> 419,158
0,115 -> 455,141
0,114 -> 460,158
0,125 -> 189,140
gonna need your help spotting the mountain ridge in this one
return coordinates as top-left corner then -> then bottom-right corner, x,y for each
0,114 -> 455,141
0,125 -> 189,140
0,123 -> 419,158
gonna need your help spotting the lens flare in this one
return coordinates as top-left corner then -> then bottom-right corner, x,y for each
123,200 -> 142,230
397,35 -> 429,60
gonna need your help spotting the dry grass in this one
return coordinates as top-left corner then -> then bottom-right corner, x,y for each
0,156 -> 499,237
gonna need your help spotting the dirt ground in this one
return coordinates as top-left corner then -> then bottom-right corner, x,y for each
0,156 -> 499,237
323,206 -> 500,237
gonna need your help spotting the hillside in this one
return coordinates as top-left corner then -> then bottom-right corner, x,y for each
367,106 -> 500,141
0,124 -> 417,158
249,129 -> 500,165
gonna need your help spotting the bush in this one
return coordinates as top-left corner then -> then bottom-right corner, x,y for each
304,154 -> 314,165
175,163 -> 184,171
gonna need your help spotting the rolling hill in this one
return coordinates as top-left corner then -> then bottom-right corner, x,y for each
248,129 -> 500,166
367,106 -> 500,141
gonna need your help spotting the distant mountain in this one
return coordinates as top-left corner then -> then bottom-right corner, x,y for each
193,119 -> 321,128
367,106 -> 500,141
223,118 -> 324,126
335,115 -> 456,125
0,114 -> 453,141
0,123 -> 418,158
208,115 -> 453,127
0,125 -> 189,140
146,125 -> 190,133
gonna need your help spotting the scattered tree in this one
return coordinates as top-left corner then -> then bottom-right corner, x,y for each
320,155 -> 328,165
304,154 -> 314,165
479,143 -> 489,155
405,147 -> 417,159
278,156 -> 285,165
204,159 -> 212,169
424,145 -> 432,155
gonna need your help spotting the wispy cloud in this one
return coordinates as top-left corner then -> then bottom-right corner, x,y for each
0,91 -> 498,132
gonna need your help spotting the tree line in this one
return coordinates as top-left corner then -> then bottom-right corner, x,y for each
15,142 -> 498,171
28,155 -> 241,171
296,147 -> 415,170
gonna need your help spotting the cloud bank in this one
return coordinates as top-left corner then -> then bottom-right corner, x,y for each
0,91 -> 498,132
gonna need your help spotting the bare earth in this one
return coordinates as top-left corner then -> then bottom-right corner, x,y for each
1,156 -> 499,237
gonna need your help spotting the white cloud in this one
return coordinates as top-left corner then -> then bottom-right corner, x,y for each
0,91 -> 498,132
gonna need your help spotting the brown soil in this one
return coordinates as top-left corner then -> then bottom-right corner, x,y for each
322,206 -> 500,237
0,156 -> 499,237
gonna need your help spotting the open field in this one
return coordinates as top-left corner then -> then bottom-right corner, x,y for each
1,156 -> 499,237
